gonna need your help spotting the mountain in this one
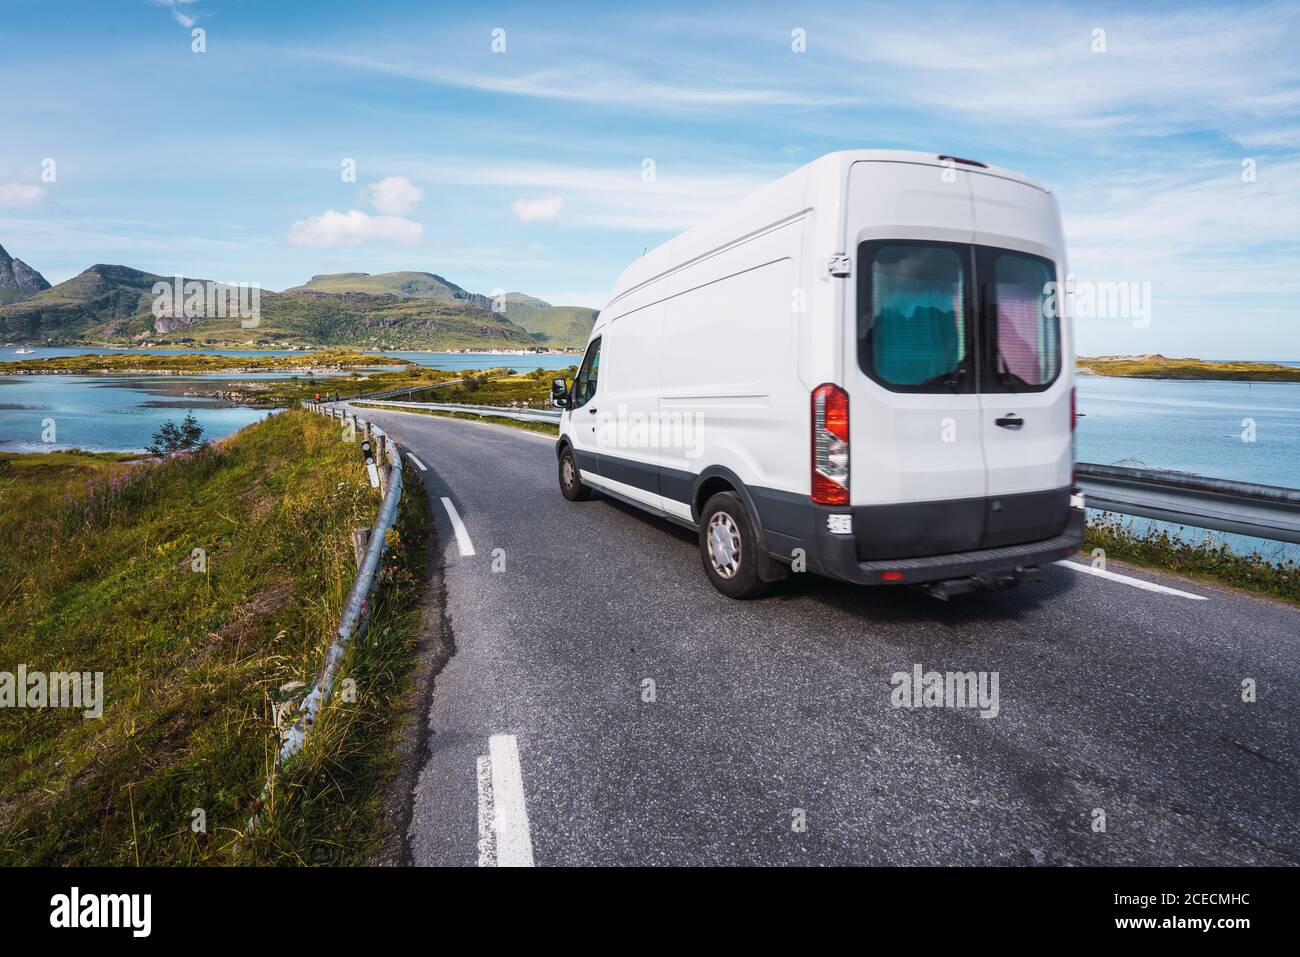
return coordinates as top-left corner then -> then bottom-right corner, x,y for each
288,271 -> 496,311
0,264 -> 539,350
497,292 -> 598,349
0,244 -> 51,306
290,275 -> 598,349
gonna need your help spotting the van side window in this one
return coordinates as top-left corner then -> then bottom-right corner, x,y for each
572,336 -> 602,407
979,249 -> 1060,392
857,241 -> 972,392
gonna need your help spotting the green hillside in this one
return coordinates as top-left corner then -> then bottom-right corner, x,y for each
499,292 -> 598,349
288,271 -> 493,309
0,265 -> 540,351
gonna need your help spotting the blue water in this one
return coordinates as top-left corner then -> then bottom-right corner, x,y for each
0,375 -> 276,453
1075,375 -> 1299,487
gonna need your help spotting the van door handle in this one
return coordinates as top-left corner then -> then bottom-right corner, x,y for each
588,407 -> 598,414
995,415 -> 1024,430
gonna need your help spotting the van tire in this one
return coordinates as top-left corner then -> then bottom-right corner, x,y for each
558,447 -> 591,501
699,491 -> 771,599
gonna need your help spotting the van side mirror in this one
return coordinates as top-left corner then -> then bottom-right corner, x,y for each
550,377 -> 569,409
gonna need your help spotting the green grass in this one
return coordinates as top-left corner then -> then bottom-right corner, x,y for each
0,410 -> 428,864
1084,513 -> 1300,605
1077,355 -> 1300,382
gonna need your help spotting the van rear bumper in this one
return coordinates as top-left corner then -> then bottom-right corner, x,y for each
809,508 -> 1084,586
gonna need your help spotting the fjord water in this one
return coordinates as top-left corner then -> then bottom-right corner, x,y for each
0,374 -> 274,453
1074,374 -> 1299,487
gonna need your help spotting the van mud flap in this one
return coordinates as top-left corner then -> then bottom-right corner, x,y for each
915,565 -> 1043,601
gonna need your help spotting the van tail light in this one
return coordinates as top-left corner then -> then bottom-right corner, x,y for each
812,384 -> 850,505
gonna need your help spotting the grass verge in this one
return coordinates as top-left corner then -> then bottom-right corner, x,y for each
0,409 -> 427,864
1084,512 -> 1299,606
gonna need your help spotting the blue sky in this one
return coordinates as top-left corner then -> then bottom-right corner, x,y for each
0,0 -> 1297,358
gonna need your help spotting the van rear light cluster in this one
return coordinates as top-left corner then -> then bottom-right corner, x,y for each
811,383 -> 850,505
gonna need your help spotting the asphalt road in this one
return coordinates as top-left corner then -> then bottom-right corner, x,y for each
346,404 -> 1299,867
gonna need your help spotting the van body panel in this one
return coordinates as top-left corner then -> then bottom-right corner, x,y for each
656,229 -> 806,508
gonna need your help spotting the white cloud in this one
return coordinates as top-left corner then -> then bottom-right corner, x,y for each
510,195 -> 564,223
367,175 -> 424,216
310,53 -> 861,110
0,184 -> 46,206
150,0 -> 200,28
818,4 -> 1300,139
287,209 -> 424,246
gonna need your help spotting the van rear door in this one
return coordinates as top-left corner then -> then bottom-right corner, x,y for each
968,174 -> 1072,547
846,161 -> 988,559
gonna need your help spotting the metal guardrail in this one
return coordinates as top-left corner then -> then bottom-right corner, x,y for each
336,397 -> 1300,546
278,406 -> 405,762
351,398 -> 563,425
1077,464 -> 1300,545
248,404 -> 406,834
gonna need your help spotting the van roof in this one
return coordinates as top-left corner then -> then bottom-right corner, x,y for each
604,149 -> 1047,313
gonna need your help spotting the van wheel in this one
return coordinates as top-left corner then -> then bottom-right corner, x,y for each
699,492 -> 770,599
558,447 -> 591,501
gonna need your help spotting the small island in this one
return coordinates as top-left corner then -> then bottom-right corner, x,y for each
1077,354 -> 1300,382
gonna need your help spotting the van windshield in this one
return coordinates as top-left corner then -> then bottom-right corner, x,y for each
857,242 -> 970,392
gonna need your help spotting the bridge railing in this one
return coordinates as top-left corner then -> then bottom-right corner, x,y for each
1075,464 -> 1300,546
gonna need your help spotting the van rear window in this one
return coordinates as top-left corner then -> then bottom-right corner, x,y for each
857,241 -> 1061,394
857,242 -> 971,392
983,250 -> 1060,391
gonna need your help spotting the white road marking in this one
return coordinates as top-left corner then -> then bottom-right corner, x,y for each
1056,560 -> 1208,600
440,496 -> 476,556
487,734 -> 535,867
406,452 -> 428,471
476,755 -> 496,867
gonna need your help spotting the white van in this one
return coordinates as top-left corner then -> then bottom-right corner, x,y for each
553,150 -> 1083,599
